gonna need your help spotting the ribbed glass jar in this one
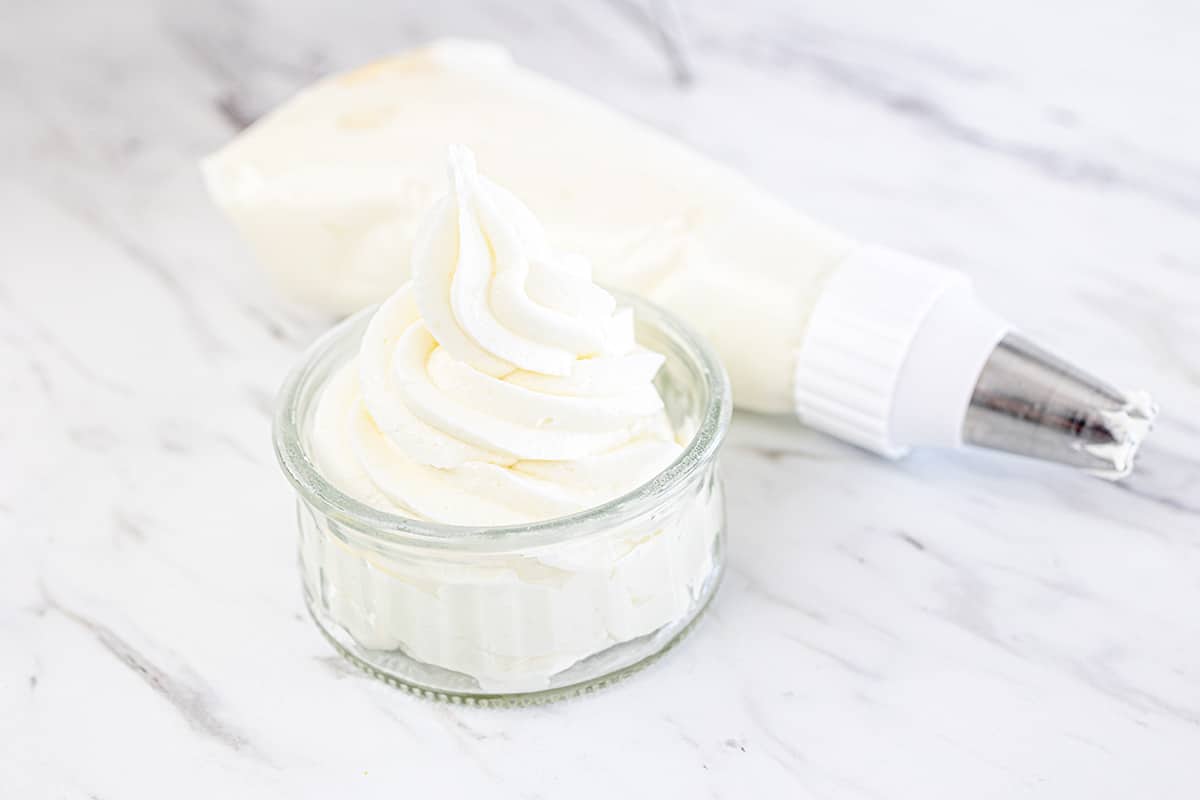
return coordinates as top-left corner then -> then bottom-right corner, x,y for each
274,293 -> 731,705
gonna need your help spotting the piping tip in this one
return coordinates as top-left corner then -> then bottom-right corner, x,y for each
963,334 -> 1158,479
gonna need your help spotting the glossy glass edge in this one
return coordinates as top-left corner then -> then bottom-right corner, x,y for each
272,290 -> 732,550
308,559 -> 723,707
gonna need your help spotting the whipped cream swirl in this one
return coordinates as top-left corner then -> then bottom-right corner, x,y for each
312,146 -> 682,525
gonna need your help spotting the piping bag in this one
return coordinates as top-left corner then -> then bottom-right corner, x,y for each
203,40 -> 1156,478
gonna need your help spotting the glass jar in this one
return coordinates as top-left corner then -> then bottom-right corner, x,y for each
273,292 -> 732,705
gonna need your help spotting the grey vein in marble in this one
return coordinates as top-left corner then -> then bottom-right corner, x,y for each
37,585 -> 255,756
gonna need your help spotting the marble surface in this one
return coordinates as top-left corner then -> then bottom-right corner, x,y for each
3,0 -> 1200,797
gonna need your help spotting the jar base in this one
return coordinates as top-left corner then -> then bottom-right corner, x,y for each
304,558 -> 724,707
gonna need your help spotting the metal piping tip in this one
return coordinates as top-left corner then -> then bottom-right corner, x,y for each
963,334 -> 1158,479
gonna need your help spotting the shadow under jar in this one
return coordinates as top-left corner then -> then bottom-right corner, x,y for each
273,292 -> 732,705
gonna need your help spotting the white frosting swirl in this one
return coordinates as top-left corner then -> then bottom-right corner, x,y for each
312,146 -> 682,525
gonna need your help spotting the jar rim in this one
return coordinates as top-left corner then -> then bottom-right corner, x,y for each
272,290 -> 732,550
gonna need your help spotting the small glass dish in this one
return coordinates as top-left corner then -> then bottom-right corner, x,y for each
273,292 -> 732,705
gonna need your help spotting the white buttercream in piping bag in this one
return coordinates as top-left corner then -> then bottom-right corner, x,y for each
207,40 -> 1155,477
311,146 -> 681,525
203,39 -> 846,416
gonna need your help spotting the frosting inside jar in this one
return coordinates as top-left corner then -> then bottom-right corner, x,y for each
311,146 -> 682,525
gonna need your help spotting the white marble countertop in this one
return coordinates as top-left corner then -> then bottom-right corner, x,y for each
4,0 -> 1200,797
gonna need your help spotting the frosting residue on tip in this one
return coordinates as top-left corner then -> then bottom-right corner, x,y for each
311,145 -> 682,525
1083,389 -> 1158,480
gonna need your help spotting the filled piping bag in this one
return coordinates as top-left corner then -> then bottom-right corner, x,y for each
203,40 -> 1155,477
